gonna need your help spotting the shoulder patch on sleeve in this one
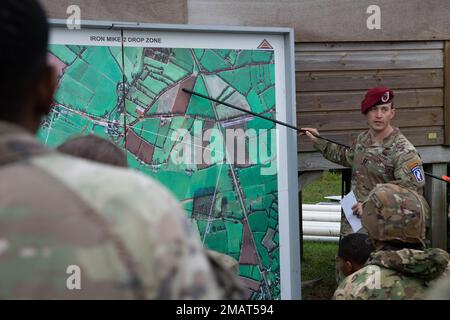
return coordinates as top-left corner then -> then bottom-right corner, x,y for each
411,165 -> 424,183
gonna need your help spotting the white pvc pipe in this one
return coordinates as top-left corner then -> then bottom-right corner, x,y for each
301,204 -> 342,241
302,204 -> 341,212
303,213 -> 341,222
303,221 -> 340,236
302,210 -> 341,216
303,235 -> 339,242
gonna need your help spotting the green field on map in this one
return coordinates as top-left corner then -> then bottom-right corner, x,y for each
38,44 -> 279,299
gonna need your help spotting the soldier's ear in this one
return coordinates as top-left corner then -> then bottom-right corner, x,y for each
390,109 -> 396,120
34,64 -> 57,117
343,260 -> 353,276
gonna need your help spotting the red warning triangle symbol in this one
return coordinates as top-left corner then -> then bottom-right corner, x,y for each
257,39 -> 273,50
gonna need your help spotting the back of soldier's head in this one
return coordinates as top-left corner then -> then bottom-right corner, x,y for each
57,135 -> 127,167
338,233 -> 374,266
362,183 -> 427,248
0,0 -> 49,122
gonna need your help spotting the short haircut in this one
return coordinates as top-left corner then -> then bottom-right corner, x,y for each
57,135 -> 127,167
338,233 -> 375,266
0,0 -> 49,121
375,100 -> 394,108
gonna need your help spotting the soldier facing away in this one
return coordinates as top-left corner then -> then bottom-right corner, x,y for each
57,135 -> 244,298
302,87 -> 428,237
0,0 -> 238,299
333,183 -> 449,300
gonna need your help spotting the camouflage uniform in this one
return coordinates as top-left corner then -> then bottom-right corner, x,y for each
314,128 -> 426,236
333,183 -> 448,300
425,264 -> 450,300
205,250 -> 244,299
333,248 -> 449,300
0,120 -> 236,299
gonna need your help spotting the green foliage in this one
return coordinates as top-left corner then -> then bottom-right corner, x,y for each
301,171 -> 341,299
301,241 -> 338,300
302,171 -> 342,204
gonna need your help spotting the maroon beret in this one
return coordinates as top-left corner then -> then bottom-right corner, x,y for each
361,87 -> 394,114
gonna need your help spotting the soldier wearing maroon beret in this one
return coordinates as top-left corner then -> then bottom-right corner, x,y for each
302,86 -> 428,258
360,87 -> 394,114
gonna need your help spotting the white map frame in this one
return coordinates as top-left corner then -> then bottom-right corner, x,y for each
49,20 -> 300,300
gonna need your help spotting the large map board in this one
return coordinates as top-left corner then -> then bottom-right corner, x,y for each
38,21 -> 300,299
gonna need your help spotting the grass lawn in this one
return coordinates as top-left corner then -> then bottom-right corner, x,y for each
300,171 -> 341,299
302,171 -> 342,204
301,241 -> 338,300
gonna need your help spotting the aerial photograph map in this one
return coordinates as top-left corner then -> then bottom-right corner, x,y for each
38,43 -> 279,299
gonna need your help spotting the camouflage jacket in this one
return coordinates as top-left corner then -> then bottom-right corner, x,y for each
425,278 -> 450,300
0,121 -> 234,299
314,128 -> 426,236
424,261 -> 450,300
333,248 -> 449,300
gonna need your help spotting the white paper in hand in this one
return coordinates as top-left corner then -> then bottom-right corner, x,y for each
340,191 -> 362,232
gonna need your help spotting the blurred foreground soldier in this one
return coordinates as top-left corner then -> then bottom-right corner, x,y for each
0,0 -> 234,299
302,87 -> 427,237
336,233 -> 374,282
204,250 -> 244,299
58,135 -> 244,298
57,135 -> 127,167
333,183 -> 449,300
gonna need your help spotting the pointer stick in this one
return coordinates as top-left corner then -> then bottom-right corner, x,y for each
182,88 -> 349,148
183,88 -> 450,183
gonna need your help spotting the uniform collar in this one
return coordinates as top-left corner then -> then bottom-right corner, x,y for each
362,127 -> 400,147
0,120 -> 52,166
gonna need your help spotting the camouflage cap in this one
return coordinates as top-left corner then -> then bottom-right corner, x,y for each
362,183 -> 427,244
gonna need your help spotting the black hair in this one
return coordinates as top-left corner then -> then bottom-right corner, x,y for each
338,233 -> 375,266
0,0 -> 49,121
374,99 -> 394,108
57,135 -> 128,167
364,100 -> 395,114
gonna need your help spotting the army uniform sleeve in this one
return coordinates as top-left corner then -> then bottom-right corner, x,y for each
332,276 -> 357,300
149,202 -> 235,300
391,150 -> 425,193
314,139 -> 354,168
333,266 -> 385,300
